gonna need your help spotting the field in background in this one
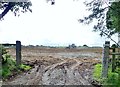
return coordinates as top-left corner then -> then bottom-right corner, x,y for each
6,47 -> 102,61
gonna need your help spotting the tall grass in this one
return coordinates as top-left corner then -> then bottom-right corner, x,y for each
93,63 -> 120,87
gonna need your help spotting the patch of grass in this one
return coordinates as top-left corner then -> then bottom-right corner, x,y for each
19,64 -> 31,71
93,63 -> 120,86
1,56 -> 31,79
93,64 -> 102,80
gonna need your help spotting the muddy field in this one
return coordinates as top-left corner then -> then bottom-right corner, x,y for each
3,47 -> 102,85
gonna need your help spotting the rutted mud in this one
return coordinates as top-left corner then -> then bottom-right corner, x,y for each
3,47 -> 102,85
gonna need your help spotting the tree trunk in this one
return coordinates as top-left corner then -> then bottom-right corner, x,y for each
0,2 -> 15,20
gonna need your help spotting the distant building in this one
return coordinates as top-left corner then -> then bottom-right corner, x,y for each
66,44 -> 77,49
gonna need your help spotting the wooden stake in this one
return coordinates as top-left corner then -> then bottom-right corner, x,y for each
102,41 -> 110,78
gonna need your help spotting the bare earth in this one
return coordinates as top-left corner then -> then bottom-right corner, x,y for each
3,47 -> 102,85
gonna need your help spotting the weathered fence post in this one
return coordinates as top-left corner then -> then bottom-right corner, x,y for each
112,47 -> 116,72
0,44 -> 2,80
16,41 -> 21,66
102,41 -> 110,78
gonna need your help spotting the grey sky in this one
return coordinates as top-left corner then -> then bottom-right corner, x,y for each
0,0 -> 118,46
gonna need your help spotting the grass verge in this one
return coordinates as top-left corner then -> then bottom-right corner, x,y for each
0,55 -> 31,80
93,63 -> 120,87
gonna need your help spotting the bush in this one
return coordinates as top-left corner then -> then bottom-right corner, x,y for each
0,45 -> 8,64
0,45 -> 7,55
111,44 -> 118,48
93,63 -> 120,86
0,45 -> 31,80
1,57 -> 31,79
83,44 -> 89,47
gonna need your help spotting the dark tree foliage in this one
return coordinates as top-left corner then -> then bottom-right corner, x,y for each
106,2 -> 120,34
0,0 -> 55,20
0,1 -> 32,20
79,0 -> 110,36
79,0 -> 120,46
47,0 -> 55,5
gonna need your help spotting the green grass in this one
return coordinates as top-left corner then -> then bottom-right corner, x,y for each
93,64 -> 102,80
1,55 -> 31,79
19,64 -> 31,71
93,63 -> 120,87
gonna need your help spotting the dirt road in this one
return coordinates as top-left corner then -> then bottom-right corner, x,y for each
3,47 -> 102,85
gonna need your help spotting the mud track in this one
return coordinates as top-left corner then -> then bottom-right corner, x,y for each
3,47 -> 102,85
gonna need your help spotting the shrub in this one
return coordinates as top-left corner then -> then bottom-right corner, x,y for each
0,45 -> 31,79
0,45 -> 7,55
0,45 -> 8,64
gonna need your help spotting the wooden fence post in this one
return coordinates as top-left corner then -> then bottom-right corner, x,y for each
112,47 -> 116,72
16,41 -> 21,66
102,41 -> 110,78
0,45 -> 2,80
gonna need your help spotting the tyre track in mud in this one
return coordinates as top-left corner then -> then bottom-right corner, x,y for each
3,57 -> 100,85
3,48 -> 102,85
42,58 -> 90,85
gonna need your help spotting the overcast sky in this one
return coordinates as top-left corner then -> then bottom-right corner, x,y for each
0,0 -> 118,46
